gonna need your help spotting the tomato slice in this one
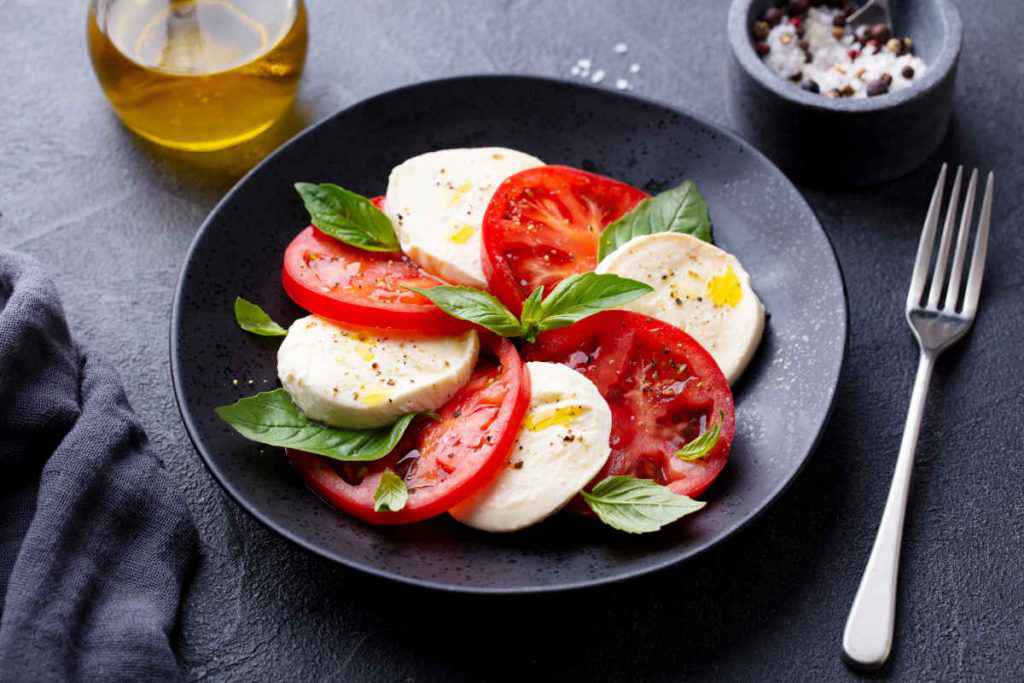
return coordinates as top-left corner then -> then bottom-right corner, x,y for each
282,225 -> 469,335
481,166 -> 648,314
526,311 -> 735,498
288,335 -> 530,525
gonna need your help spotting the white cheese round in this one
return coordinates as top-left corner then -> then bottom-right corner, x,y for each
595,232 -> 765,383
384,147 -> 544,287
277,315 -> 479,429
450,362 -> 612,532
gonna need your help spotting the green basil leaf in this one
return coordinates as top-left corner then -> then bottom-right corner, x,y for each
581,476 -> 705,533
536,273 -> 652,332
675,421 -> 721,461
598,180 -> 713,261
234,297 -> 288,337
408,286 -> 523,337
519,286 -> 545,326
519,286 -> 546,342
373,469 -> 409,512
215,389 -> 415,461
294,182 -> 399,252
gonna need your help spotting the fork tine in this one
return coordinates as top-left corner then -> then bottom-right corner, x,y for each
907,163 -> 948,309
943,169 -> 979,312
962,172 -> 995,317
927,166 -> 963,309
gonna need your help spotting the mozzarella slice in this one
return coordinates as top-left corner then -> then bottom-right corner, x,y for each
277,315 -> 479,429
384,147 -> 544,287
595,232 -> 765,383
450,362 -> 611,532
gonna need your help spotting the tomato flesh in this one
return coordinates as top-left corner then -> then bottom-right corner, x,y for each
288,336 -> 530,525
527,311 -> 734,498
282,225 -> 468,335
481,166 -> 647,313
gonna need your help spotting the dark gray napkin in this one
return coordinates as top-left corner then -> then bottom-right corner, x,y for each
0,251 -> 196,681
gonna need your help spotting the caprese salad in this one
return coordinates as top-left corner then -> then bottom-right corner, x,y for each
217,147 -> 766,534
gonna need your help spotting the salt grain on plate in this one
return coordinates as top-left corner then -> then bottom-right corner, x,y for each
613,43 -> 628,54
629,63 -> 640,73
590,69 -> 605,84
615,78 -> 630,90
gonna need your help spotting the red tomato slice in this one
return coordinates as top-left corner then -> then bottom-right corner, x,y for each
527,311 -> 735,498
288,335 -> 530,525
282,225 -> 469,335
481,166 -> 648,313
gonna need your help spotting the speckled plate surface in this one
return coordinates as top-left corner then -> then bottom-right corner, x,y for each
171,75 -> 847,593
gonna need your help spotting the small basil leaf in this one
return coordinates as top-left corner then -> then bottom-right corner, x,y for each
598,180 -> 713,261
675,421 -> 721,461
215,389 -> 415,461
581,476 -> 705,533
519,286 -> 545,326
519,286 -> 546,342
234,297 -> 288,337
373,470 -> 409,512
294,182 -> 399,252
536,273 -> 652,332
408,286 -> 523,337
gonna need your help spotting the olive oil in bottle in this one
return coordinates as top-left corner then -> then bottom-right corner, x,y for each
88,0 -> 307,151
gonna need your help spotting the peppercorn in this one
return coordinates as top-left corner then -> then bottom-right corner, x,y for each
765,7 -> 784,25
799,38 -> 810,51
879,72 -> 893,86
866,78 -> 889,96
801,80 -> 820,93
885,37 -> 903,54
832,14 -> 846,27
755,41 -> 771,56
868,23 -> 890,42
901,65 -> 915,79
753,20 -> 771,39
839,84 -> 856,97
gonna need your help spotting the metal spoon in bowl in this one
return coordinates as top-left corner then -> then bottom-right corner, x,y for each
846,0 -> 892,32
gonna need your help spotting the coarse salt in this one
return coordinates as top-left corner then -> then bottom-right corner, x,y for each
756,5 -> 926,99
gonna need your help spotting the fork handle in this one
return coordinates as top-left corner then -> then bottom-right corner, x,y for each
843,352 -> 935,669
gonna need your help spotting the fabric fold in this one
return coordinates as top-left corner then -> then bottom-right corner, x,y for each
0,250 -> 197,682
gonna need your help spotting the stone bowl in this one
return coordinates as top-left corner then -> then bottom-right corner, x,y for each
726,0 -> 962,186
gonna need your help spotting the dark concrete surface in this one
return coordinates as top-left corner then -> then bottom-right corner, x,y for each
2,1 -> 1022,680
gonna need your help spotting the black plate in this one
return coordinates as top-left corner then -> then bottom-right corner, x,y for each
171,76 -> 847,593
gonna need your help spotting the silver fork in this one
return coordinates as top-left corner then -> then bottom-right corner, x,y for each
842,164 -> 995,669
